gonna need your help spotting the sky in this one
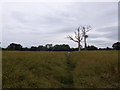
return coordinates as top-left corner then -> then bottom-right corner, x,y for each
1,1 -> 118,48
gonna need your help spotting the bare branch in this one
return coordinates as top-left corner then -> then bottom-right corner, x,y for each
86,26 -> 91,32
67,35 -> 78,42
74,31 -> 77,36
80,36 -> 83,41
75,36 -> 78,40
67,25 -> 91,51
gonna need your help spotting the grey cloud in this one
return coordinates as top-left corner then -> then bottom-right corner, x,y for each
94,26 -> 117,39
87,40 -> 114,48
96,26 -> 117,32
2,2 -> 118,48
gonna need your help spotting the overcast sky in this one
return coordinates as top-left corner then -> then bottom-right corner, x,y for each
1,2 -> 118,48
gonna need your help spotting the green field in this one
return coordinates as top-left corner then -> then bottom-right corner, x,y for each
2,51 -> 119,88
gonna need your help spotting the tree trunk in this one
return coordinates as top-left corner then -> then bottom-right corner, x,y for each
78,42 -> 81,51
84,37 -> 87,50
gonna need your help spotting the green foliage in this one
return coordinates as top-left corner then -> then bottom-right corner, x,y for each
112,42 -> 120,50
7,43 -> 22,51
5,43 -> 71,51
86,45 -> 98,50
53,44 -> 70,51
3,51 -> 119,88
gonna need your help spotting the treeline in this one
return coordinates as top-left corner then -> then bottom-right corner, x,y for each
2,43 -> 72,51
1,42 -> 120,51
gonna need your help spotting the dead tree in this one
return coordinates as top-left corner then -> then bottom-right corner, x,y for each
82,26 -> 91,50
67,26 -> 83,51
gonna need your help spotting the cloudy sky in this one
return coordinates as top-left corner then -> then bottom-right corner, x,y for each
1,2 -> 118,48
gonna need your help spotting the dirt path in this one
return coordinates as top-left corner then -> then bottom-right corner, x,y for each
61,52 -> 75,88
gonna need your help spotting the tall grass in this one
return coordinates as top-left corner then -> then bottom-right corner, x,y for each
70,51 -> 119,88
2,51 -> 119,88
3,51 -> 69,88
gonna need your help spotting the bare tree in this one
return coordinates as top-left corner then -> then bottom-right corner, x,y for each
82,26 -> 91,50
67,26 -> 83,51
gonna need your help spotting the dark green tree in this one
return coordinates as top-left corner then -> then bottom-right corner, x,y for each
38,45 -> 47,51
86,45 -> 98,50
53,44 -> 70,51
7,43 -> 23,50
30,46 -> 38,51
45,44 -> 53,51
112,42 -> 120,50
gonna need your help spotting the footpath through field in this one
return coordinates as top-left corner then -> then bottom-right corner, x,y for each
62,52 -> 75,88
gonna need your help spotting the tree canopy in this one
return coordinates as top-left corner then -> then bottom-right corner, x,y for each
112,42 -> 120,50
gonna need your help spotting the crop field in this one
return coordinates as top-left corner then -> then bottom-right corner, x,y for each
2,51 -> 119,88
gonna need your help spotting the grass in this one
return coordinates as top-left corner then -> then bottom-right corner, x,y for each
2,51 -> 119,88
70,51 -> 119,88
